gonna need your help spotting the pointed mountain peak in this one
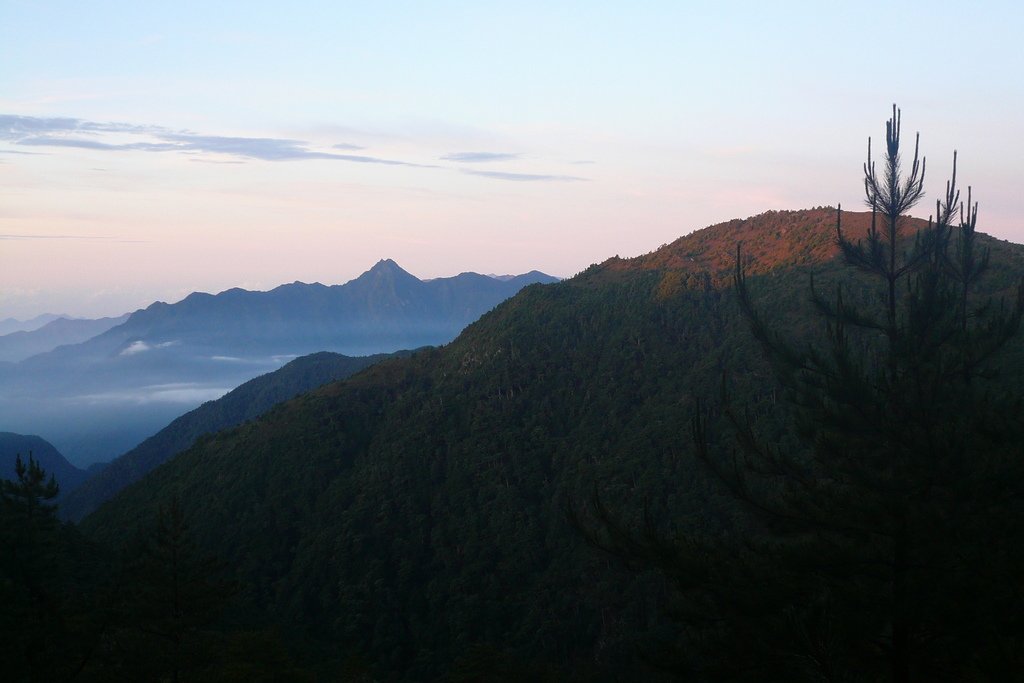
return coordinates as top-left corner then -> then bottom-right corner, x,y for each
346,259 -> 423,297
353,259 -> 420,284
370,258 -> 413,276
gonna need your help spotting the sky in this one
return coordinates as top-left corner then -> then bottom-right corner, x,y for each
2,1 -> 1023,319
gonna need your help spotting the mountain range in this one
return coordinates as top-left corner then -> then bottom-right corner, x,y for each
0,314 -> 129,363
0,261 -> 556,466
82,208 -> 1024,679
0,313 -> 68,336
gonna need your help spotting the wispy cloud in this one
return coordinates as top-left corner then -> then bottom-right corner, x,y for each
0,233 -> 113,241
1,114 -> 428,166
1,114 -> 592,180
68,382 -> 229,405
442,151 -> 520,162
120,340 -> 178,356
462,169 -> 587,182
188,158 -> 246,165
17,136 -> 179,152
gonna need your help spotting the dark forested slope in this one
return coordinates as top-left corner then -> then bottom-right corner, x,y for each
81,209 -> 1024,680
0,433 -> 90,496
62,350 -> 402,522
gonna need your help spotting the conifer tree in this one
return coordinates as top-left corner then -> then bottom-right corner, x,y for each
0,455 -> 76,681
718,104 -> 1024,680
580,107 -> 1024,681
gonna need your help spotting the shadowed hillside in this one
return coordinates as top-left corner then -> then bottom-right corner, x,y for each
62,350 -> 404,522
0,433 -> 98,497
81,209 -> 1024,680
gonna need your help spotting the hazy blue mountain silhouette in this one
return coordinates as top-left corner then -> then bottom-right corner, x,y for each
0,313 -> 66,336
21,260 -> 556,366
0,314 -> 129,363
0,261 -> 556,465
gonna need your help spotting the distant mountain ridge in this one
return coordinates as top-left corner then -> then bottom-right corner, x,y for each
30,259 -> 558,362
0,314 -> 129,363
0,261 -> 557,465
0,313 -> 68,336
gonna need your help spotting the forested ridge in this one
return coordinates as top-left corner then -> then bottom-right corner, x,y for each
61,350 -> 405,523
6,204 -> 1024,680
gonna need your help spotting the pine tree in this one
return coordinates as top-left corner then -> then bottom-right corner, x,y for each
716,104 -> 1024,680
0,455 -> 65,681
579,107 -> 1024,680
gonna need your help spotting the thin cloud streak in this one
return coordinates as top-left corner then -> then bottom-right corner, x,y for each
17,136 -> 179,152
2,114 -> 588,185
442,151 -> 520,162
462,169 -> 587,182
0,233 -> 147,244
188,158 -> 246,165
0,233 -> 114,241
1,114 -> 430,166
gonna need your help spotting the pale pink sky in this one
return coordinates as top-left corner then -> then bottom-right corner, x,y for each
3,1 -> 1022,319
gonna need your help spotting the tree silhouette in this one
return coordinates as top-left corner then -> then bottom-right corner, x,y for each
0,455 -> 68,681
579,106 -> 1024,681
724,104 -> 1024,680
